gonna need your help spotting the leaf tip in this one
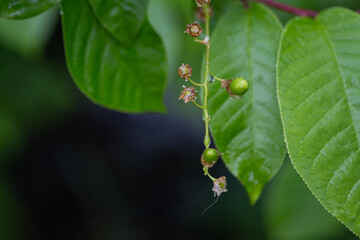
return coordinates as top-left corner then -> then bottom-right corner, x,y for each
244,183 -> 264,206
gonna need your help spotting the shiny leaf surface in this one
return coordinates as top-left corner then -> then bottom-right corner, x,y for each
209,3 -> 286,204
61,0 -> 166,113
0,0 -> 59,19
278,7 -> 360,236
88,0 -> 149,45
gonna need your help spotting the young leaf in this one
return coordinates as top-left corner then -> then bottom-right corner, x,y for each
278,7 -> 360,236
60,0 -> 166,113
0,0 -> 59,19
209,3 -> 286,204
88,0 -> 149,45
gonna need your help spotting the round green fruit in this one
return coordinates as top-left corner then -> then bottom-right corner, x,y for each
202,148 -> 219,164
229,78 -> 249,96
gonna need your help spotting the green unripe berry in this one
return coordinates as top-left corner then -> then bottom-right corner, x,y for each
201,148 -> 219,167
203,148 -> 218,163
229,78 -> 249,96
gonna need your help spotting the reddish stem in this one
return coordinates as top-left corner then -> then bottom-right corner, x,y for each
251,0 -> 318,17
241,0 -> 249,9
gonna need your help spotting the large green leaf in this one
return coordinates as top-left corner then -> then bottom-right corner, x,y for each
0,0 -> 59,19
208,3 -> 286,204
264,157 -> 346,240
88,0 -> 148,45
278,7 -> 360,236
60,0 -> 166,113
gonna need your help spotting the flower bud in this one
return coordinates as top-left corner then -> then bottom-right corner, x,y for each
201,148 -> 219,167
185,23 -> 203,38
179,86 -> 197,103
178,64 -> 193,79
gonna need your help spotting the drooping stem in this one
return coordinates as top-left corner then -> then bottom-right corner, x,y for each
202,5 -> 211,149
210,73 -> 226,82
203,167 -> 216,181
192,100 -> 205,109
187,78 -> 204,87
249,0 -> 318,17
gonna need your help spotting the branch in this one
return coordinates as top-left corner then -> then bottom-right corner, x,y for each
241,0 -> 249,9
250,0 -> 318,17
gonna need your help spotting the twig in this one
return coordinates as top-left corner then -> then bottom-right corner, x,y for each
241,0 -> 249,9
250,0 -> 318,17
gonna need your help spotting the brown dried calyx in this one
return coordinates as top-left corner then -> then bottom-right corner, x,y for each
196,0 -> 211,6
178,64 -> 192,79
212,176 -> 227,197
185,22 -> 203,38
195,7 -> 213,22
179,86 -> 197,103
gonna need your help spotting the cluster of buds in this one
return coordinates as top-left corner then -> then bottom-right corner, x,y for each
177,0 -> 236,201
178,63 -> 197,103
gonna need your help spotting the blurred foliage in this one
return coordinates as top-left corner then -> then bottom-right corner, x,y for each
0,177 -> 23,240
264,157 -> 349,240
0,0 -> 359,239
0,7 -> 58,58
0,33 -> 78,162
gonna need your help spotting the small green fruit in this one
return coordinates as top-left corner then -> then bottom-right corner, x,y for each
201,148 -> 219,167
229,78 -> 249,96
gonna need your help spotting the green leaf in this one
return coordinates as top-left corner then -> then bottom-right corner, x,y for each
0,0 -> 59,19
278,7 -> 360,236
264,157 -> 346,240
60,0 -> 166,113
88,0 -> 148,45
208,3 -> 286,204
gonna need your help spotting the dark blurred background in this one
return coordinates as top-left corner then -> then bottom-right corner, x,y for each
0,0 -> 360,239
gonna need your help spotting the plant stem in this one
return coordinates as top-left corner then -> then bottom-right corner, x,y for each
210,73 -> 226,82
192,100 -> 205,109
241,0 -> 249,8
203,167 -> 216,181
202,5 -> 211,149
249,0 -> 318,17
188,78 -> 204,87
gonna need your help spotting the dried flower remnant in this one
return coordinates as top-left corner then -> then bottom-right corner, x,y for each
179,86 -> 197,103
196,7 -> 213,22
212,176 -> 228,197
196,0 -> 211,6
185,23 -> 203,37
178,64 -> 193,79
